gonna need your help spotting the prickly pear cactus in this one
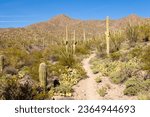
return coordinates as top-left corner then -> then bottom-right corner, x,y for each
0,55 -> 4,73
39,62 -> 47,91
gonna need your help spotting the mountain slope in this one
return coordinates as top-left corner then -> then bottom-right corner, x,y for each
0,14 -> 149,40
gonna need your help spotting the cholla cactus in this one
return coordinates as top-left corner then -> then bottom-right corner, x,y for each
0,55 -> 4,73
39,62 -> 47,91
105,16 -> 110,56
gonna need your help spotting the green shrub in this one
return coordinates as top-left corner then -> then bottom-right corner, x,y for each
143,79 -> 150,91
138,24 -> 150,42
125,24 -> 139,46
138,92 -> 150,100
110,31 -> 125,52
59,50 -> 76,68
128,46 -> 142,58
110,70 -> 128,84
124,78 -> 142,96
92,69 -> 100,74
95,77 -> 102,83
76,44 -> 90,55
141,46 -> 150,71
0,78 -> 34,100
110,51 -> 122,61
33,91 -> 49,100
55,85 -> 73,96
97,87 -> 107,97
109,64 -> 129,84
3,47 -> 30,69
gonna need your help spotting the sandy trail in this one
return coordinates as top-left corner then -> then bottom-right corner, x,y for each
73,53 -> 137,100
73,53 -> 100,100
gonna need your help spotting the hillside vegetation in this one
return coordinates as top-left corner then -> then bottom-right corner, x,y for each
0,14 -> 150,100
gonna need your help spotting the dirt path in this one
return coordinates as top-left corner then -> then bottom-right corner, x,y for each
73,53 -> 137,100
73,53 -> 100,100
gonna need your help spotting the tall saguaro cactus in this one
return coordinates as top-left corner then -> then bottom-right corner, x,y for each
0,55 -> 4,73
105,16 -> 110,56
65,26 -> 69,53
73,30 -> 76,55
39,62 -> 47,91
83,29 -> 86,43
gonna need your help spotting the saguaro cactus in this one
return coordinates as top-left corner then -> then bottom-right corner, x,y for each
42,37 -> 45,48
65,26 -> 69,53
39,62 -> 47,91
73,30 -> 77,55
0,55 -> 4,73
105,16 -> 110,56
83,29 -> 86,43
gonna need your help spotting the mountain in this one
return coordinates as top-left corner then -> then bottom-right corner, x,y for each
0,14 -> 149,40
27,14 -> 147,34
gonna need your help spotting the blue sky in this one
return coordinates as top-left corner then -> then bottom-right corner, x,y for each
0,0 -> 150,28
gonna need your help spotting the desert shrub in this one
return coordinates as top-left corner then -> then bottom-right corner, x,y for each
124,78 -> 142,96
96,45 -> 106,58
18,66 -> 30,78
140,46 -> 150,71
128,46 -> 142,58
55,85 -> 73,96
95,77 -> 102,83
92,69 -> 100,74
91,56 -> 140,84
59,50 -> 76,68
110,51 -> 122,61
110,31 -> 125,52
142,79 -> 150,91
2,47 -> 30,69
0,78 -> 50,100
76,44 -> 90,55
32,90 -> 49,100
48,63 -> 66,76
43,45 -> 63,61
125,24 -> 139,46
27,51 -> 44,81
94,36 -> 107,58
124,78 -> 150,96
110,68 -> 129,84
90,58 -> 110,76
97,87 -> 107,97
110,59 -> 139,84
90,58 -> 100,74
48,63 -> 85,97
138,92 -> 150,100
74,64 -> 86,78
138,24 -> 150,42
3,66 -> 18,75
0,78 -> 33,100
60,68 -> 81,85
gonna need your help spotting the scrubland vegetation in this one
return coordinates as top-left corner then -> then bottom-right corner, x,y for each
0,28 -> 96,99
91,23 -> 150,99
0,15 -> 150,100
